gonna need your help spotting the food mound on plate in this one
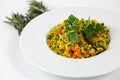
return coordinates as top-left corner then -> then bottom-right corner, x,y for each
47,15 -> 110,59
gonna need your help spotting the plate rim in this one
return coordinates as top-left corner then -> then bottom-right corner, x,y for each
20,7 -> 120,78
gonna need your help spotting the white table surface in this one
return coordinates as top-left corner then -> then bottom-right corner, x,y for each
0,0 -> 120,80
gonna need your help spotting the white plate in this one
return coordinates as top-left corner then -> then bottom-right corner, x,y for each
20,7 -> 120,78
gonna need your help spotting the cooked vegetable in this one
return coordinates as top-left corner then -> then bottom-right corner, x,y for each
47,15 -> 110,59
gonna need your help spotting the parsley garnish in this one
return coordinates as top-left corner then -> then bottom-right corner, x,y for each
84,18 -> 104,44
65,15 -> 104,44
67,31 -> 78,41
66,15 -> 80,41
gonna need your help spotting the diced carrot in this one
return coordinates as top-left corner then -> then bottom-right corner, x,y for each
84,51 -> 89,57
77,55 -> 82,58
96,34 -> 102,37
75,44 -> 81,52
105,31 -> 109,35
95,37 -> 99,41
54,30 -> 60,35
60,26 -> 64,30
83,40 -> 89,45
48,40 -> 54,45
91,52 -> 96,56
72,54 -> 77,58
73,51 -> 82,59
64,20 -> 67,23
66,48 -> 73,53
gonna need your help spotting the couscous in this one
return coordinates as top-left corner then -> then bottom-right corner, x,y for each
47,15 -> 110,59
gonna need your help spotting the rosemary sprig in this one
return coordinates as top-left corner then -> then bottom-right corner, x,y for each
27,0 -> 47,20
4,0 -> 47,35
4,13 -> 29,35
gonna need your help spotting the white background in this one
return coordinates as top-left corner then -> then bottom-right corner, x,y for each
0,0 -> 120,80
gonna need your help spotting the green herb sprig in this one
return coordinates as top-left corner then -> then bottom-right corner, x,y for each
4,13 -> 29,35
27,0 -> 47,20
66,15 -> 80,41
84,18 -> 104,44
4,0 -> 47,35
65,15 -> 104,45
